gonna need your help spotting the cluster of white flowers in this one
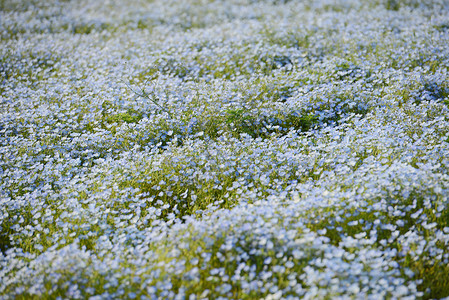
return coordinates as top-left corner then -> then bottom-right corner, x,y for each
1,0 -> 449,298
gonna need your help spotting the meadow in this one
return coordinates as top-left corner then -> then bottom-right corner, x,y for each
1,0 -> 449,298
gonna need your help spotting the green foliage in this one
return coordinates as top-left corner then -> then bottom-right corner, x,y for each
217,109 -> 318,139
0,52 -> 60,85
80,100 -> 145,134
105,110 -> 143,125
140,226 -> 317,299
223,108 -> 258,137
113,151 -> 248,224
0,202 -> 103,256
304,189 -> 449,298
385,0 -> 401,10
71,23 -> 111,35
0,219 -> 13,254
434,23 -> 449,32
407,259 -> 449,299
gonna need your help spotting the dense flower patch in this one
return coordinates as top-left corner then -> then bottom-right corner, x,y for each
1,0 -> 449,298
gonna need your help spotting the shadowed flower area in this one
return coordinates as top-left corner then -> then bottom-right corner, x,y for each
1,0 -> 449,298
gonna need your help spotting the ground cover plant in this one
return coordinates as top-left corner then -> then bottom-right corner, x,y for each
1,0 -> 449,298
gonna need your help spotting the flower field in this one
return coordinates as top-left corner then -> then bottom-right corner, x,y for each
1,0 -> 449,298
